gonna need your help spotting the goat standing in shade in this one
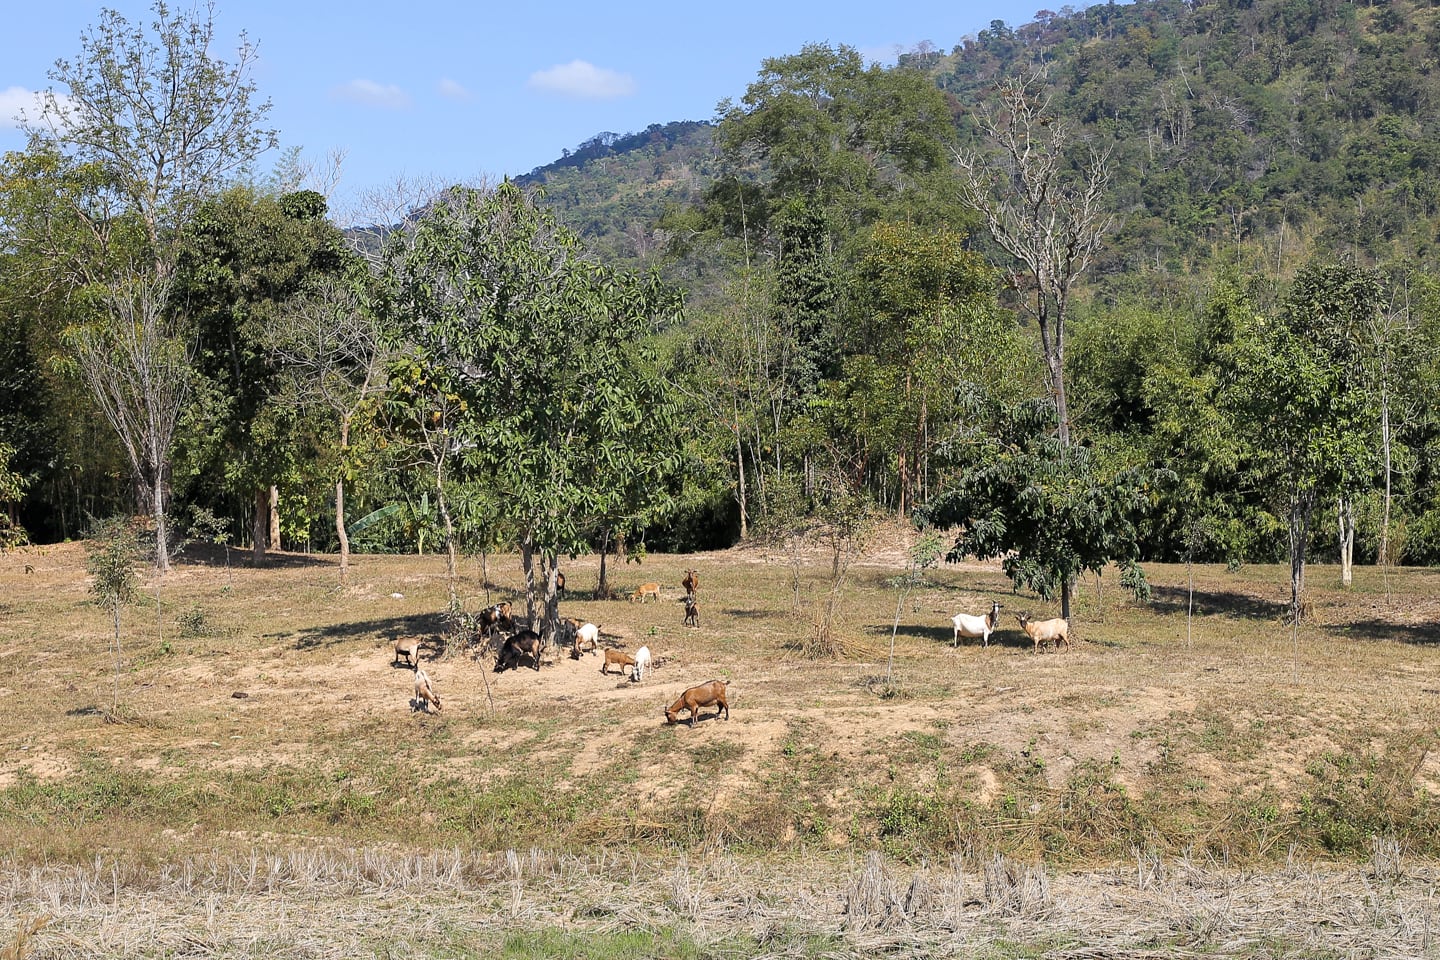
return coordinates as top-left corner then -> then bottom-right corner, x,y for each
952,600 -> 1003,648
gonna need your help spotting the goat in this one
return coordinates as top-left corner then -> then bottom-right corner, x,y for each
681,569 -> 698,595
632,645 -> 652,682
476,601 -> 513,644
602,647 -> 637,677
952,600 -> 1003,648
572,621 -> 601,657
495,628 -> 544,672
629,582 -> 661,603
665,679 -> 729,726
413,666 -> 441,712
682,596 -> 700,628
393,635 -> 422,667
555,571 -> 566,596
1016,613 -> 1071,654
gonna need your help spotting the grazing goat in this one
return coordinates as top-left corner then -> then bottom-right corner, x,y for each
573,621 -> 601,657
393,635 -> 421,667
682,596 -> 700,628
413,666 -> 441,713
495,629 -> 544,672
602,647 -> 637,677
665,679 -> 729,726
629,582 -> 661,603
1016,613 -> 1071,654
952,600 -> 1003,648
632,645 -> 652,682
681,569 -> 698,595
476,601 -> 513,643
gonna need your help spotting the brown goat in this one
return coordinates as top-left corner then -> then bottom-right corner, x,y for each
555,571 -> 566,595
665,679 -> 729,726
681,569 -> 698,595
629,582 -> 661,603
1016,613 -> 1071,654
601,648 -> 636,677
682,596 -> 699,628
393,636 -> 422,667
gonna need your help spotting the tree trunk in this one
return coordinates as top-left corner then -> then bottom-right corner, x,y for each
1380,381 -> 1392,599
1060,572 -> 1073,622
1338,496 -> 1355,587
598,528 -> 611,600
1049,350 -> 1072,448
435,461 -> 457,606
253,487 -> 268,565
541,557 -> 560,645
521,535 -> 537,625
151,467 -> 171,574
269,485 -> 281,551
335,478 -> 350,582
1288,489 -> 1315,622
735,423 -> 748,540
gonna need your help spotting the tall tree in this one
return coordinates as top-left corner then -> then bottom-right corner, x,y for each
925,401 -> 1164,622
269,268 -> 391,581
173,187 -> 348,564
19,1 -> 276,571
955,68 -> 1115,446
381,182 -> 683,638
1216,261 -> 1374,635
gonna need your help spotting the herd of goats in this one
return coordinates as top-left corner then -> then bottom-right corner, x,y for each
391,570 -> 1072,728
393,569 -> 728,726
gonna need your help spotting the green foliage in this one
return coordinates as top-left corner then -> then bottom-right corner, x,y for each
86,516 -> 141,716
926,402 -> 1169,619
85,517 -> 140,616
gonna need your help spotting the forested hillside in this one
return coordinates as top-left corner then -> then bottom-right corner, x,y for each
516,121 -> 715,271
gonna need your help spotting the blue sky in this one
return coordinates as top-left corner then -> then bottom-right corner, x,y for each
2,0 -> 1048,220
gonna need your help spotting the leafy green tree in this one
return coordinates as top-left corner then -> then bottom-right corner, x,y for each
1282,261 -> 1384,587
381,182 -> 684,637
86,517 -> 141,719
841,220 -> 996,513
713,42 -> 955,234
925,402 -> 1166,622
1214,261 -> 1375,628
172,186 -> 349,564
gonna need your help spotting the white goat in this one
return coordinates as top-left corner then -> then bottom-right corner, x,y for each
413,666 -> 442,712
575,622 -> 601,655
632,645 -> 652,682
1015,613 -> 1071,654
952,600 -> 1003,648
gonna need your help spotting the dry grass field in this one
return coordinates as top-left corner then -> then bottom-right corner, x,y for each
1,533 -> 1439,958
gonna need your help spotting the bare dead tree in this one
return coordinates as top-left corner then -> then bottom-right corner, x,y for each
269,275 -> 391,582
954,68 -> 1116,446
22,3 -> 275,572
65,271 -> 190,572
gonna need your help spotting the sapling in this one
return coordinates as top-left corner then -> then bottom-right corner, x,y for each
86,517 -> 140,721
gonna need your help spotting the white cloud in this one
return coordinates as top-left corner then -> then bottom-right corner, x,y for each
0,87 -> 79,132
527,60 -> 635,100
0,86 -> 44,129
330,79 -> 411,110
437,78 -> 472,101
